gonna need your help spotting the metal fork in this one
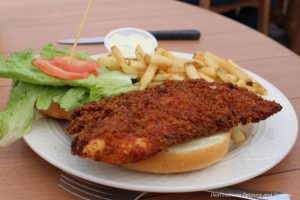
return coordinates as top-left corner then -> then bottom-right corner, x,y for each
59,173 -> 146,200
59,173 -> 291,200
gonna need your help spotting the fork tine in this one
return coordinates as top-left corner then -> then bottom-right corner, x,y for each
59,177 -> 112,200
59,182 -> 91,200
61,174 -> 113,195
62,173 -> 114,192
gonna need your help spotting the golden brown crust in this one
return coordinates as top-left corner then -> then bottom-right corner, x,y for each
38,102 -> 72,120
66,80 -> 282,165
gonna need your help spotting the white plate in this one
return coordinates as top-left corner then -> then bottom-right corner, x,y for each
23,52 -> 298,193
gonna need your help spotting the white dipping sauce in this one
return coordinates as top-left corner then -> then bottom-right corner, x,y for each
107,33 -> 157,58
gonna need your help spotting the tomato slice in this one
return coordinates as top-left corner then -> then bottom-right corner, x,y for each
51,55 -> 98,76
32,58 -> 90,80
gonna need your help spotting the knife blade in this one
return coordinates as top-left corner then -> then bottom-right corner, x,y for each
57,29 -> 200,44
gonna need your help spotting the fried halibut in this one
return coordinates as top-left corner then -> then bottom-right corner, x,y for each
66,80 -> 282,164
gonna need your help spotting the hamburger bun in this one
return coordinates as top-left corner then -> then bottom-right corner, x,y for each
38,101 -> 72,120
122,132 -> 231,173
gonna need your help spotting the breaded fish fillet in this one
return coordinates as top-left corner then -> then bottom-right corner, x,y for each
66,80 -> 282,164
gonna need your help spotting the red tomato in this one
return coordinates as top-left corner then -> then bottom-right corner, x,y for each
32,58 -> 90,80
51,55 -> 98,76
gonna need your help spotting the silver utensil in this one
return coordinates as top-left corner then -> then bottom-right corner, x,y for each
57,29 -> 201,44
59,173 -> 291,200
59,173 -> 146,200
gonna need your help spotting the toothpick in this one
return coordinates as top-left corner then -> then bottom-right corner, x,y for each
69,0 -> 94,62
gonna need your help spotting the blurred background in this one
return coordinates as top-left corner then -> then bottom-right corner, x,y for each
179,0 -> 300,55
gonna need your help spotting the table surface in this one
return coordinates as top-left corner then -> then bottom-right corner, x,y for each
1,0 -> 299,199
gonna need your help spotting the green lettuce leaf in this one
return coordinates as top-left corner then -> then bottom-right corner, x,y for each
90,82 -> 135,101
0,79 -> 136,146
56,87 -> 89,111
0,45 -> 138,146
0,46 -> 134,88
35,87 -> 69,111
0,81 -> 86,146
41,44 -> 89,60
35,86 -> 91,112
7,48 -> 35,63
0,81 -> 40,146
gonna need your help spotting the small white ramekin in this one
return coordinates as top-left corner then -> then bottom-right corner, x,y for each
104,27 -> 158,58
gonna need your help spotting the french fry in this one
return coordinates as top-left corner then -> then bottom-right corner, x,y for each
128,60 -> 147,71
148,81 -> 162,87
226,58 -> 266,95
227,74 -> 238,83
172,61 -> 185,72
200,67 -> 217,78
230,125 -> 246,144
111,46 -> 138,75
155,47 -> 177,59
198,71 -> 214,82
184,62 -> 200,79
216,70 -> 234,83
158,69 -> 168,74
106,45 -> 267,97
194,52 -> 267,95
97,55 -> 121,71
252,82 -> 267,95
245,85 -> 257,93
170,74 -> 185,81
227,59 -> 241,68
205,52 -> 225,64
192,59 -> 205,67
167,65 -> 184,74
236,79 -> 246,88
151,54 -> 174,67
140,63 -> 158,90
155,47 -> 170,56
229,60 -> 267,93
144,54 -> 151,65
193,52 -> 205,62
135,45 -> 146,65
153,73 -> 171,81
245,82 -> 267,95
220,60 -> 251,82
156,48 -> 184,68
216,66 -> 227,73
175,57 -> 190,64
203,52 -> 220,69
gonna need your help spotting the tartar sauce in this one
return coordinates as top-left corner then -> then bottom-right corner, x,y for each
107,33 -> 157,58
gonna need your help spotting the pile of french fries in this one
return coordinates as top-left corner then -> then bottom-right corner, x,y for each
97,45 -> 267,144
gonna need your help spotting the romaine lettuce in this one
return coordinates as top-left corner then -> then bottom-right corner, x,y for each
0,81 -> 42,146
41,44 -> 90,60
0,45 -> 133,88
0,45 -> 138,146
0,79 -> 135,146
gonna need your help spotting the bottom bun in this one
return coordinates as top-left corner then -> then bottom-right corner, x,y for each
122,132 -> 231,173
38,102 -> 71,120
